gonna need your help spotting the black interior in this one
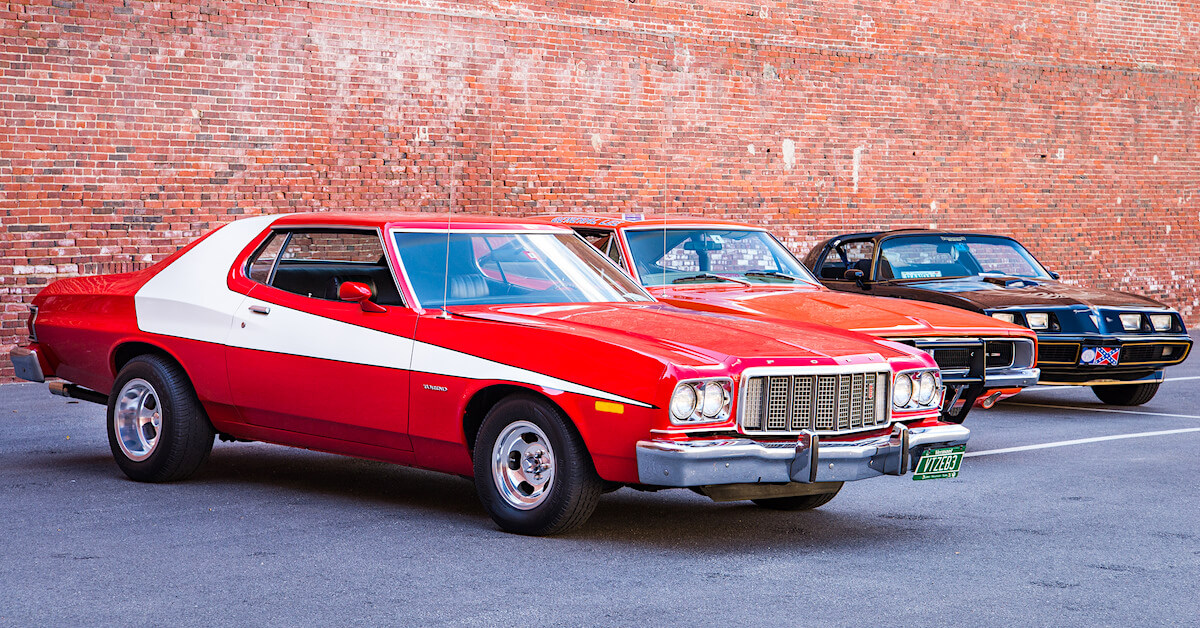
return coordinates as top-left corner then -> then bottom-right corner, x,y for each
271,260 -> 405,305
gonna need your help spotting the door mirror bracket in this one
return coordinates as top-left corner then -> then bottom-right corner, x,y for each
843,268 -> 867,289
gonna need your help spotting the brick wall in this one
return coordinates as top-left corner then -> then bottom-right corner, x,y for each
2,0 -> 1198,380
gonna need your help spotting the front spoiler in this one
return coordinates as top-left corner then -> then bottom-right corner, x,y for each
636,423 -> 970,487
1039,370 -> 1165,387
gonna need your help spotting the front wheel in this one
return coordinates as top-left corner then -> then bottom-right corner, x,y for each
107,354 -> 215,482
1092,382 -> 1160,406
473,395 -> 602,535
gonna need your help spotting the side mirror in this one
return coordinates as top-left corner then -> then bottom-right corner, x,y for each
1047,271 -> 1060,280
338,281 -> 387,313
843,268 -> 866,289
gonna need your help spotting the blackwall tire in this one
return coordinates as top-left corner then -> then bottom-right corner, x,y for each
751,486 -> 842,511
107,354 -> 215,482
473,394 -> 602,535
1091,382 -> 1160,406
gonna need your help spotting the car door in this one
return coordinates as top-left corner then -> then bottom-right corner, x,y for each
226,227 -> 415,451
816,238 -> 876,294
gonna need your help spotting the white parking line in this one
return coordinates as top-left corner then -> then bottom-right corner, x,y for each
1003,402 -> 1200,420
1024,375 -> 1200,391
966,427 -> 1200,458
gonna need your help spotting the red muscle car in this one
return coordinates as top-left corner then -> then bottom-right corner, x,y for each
10,213 -> 967,535
545,214 -> 1040,422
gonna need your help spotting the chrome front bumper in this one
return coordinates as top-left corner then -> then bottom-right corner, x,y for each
983,366 -> 1040,389
9,347 -> 45,383
636,423 -> 970,487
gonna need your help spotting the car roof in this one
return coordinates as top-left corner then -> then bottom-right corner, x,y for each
539,213 -> 763,230
264,212 -> 572,232
830,228 -> 1020,243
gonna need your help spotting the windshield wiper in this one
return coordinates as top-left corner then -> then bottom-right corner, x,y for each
671,273 -> 750,285
744,270 -> 797,282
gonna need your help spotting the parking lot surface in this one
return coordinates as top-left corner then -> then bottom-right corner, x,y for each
2,336 -> 1197,626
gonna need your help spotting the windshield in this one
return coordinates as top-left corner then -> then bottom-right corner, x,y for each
624,228 -> 820,287
393,231 -> 654,307
877,234 -> 1051,280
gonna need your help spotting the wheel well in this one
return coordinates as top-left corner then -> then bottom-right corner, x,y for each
463,385 -> 564,453
112,342 -> 182,377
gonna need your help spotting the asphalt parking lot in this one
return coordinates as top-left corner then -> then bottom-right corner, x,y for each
2,337 -> 1197,626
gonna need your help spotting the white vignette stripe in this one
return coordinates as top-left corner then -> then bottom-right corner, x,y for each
966,427 -> 1200,458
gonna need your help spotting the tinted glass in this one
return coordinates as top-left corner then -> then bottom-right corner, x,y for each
247,232 -> 286,283
393,231 -> 652,307
818,239 -> 875,280
264,230 -> 404,305
878,234 -> 1050,280
624,228 -> 819,286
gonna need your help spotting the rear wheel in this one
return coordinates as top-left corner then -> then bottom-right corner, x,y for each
752,485 -> 842,511
473,394 -> 602,535
107,354 -> 215,482
1092,382 -> 1160,406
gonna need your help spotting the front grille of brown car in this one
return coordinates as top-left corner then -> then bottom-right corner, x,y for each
1037,343 -> 1080,365
1119,343 -> 1190,365
740,371 -> 889,435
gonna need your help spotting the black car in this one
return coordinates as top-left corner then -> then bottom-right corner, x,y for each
803,230 -> 1192,406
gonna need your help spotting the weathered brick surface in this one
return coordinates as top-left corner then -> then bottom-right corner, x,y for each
2,0 -> 1197,380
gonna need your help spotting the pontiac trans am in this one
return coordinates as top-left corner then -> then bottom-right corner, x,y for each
9,213 -> 968,535
804,229 -> 1193,406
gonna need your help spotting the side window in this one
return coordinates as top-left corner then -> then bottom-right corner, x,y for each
247,232 -> 287,284
604,238 -> 625,268
574,228 -> 625,269
250,229 -> 404,306
819,240 -> 875,280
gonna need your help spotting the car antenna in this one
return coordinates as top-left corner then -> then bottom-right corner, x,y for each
439,142 -> 453,320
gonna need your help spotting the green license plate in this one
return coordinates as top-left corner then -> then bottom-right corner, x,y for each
912,445 -> 965,481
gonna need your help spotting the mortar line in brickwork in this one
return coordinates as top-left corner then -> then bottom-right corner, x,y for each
301,0 -> 1200,79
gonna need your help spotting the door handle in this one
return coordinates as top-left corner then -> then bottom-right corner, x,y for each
248,305 -> 270,315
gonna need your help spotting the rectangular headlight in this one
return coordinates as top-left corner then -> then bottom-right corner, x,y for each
1025,312 -> 1050,330
1149,314 -> 1173,332
990,312 -> 1015,324
1119,313 -> 1142,331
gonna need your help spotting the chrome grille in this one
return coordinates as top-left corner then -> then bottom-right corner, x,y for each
741,377 -> 764,429
767,377 -> 789,430
740,371 -> 890,435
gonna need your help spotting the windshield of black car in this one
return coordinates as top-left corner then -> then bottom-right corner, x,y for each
623,228 -> 820,286
392,231 -> 654,307
877,234 -> 1051,280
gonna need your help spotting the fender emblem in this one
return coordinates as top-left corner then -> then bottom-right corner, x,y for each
423,384 -> 448,392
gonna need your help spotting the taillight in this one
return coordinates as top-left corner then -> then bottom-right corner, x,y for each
27,305 -> 37,342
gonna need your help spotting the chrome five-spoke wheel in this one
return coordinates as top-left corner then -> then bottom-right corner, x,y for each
114,378 -> 162,461
491,420 -> 556,510
106,354 -> 215,482
473,394 -> 603,535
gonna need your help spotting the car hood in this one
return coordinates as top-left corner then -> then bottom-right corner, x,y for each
651,284 -> 1034,339
449,302 -> 913,366
881,276 -> 1169,311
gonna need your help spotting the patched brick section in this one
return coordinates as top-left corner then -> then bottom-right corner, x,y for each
1,0 -> 1198,381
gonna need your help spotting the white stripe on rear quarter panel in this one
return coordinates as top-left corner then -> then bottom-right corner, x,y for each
135,215 -> 652,408
135,215 -> 277,342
